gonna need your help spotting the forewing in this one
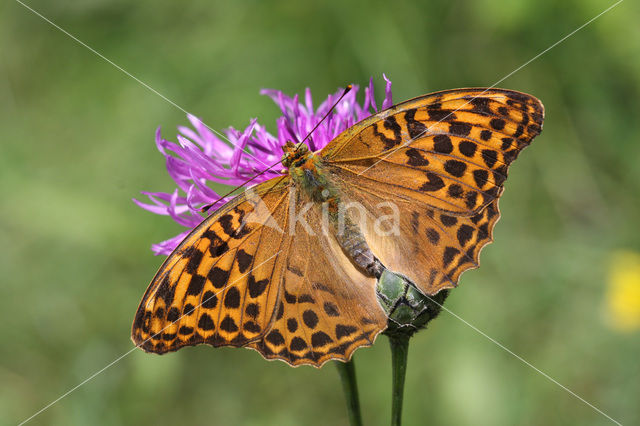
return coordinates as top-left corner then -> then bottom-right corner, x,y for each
321,88 -> 544,216
248,190 -> 387,367
132,177 -> 387,367
131,177 -> 291,353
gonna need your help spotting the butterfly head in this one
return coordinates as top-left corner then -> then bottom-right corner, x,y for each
281,141 -> 310,168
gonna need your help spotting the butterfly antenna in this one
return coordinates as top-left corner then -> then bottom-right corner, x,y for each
294,84 -> 352,153
201,84 -> 353,213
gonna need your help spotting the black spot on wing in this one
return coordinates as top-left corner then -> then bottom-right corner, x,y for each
276,302 -> 287,328
290,337 -> 307,351
202,291 -> 218,309
482,150 -> 498,168
248,275 -> 269,298
405,148 -> 429,166
470,97 -> 491,114
443,247 -> 459,267
218,214 -> 235,236
266,329 -> 285,346
179,326 -> 193,335
298,294 -> 315,303
444,160 -> 467,177
156,276 -> 174,306
433,135 -> 453,154
465,191 -> 478,209
312,282 -> 335,294
133,309 -> 145,332
198,313 -> 215,330
243,321 -> 261,333
183,247 -> 204,274
219,316 -> 239,332
493,166 -> 508,185
167,307 -> 180,322
447,184 -> 464,199
374,116 -> 403,150
336,325 -> 358,339
209,239 -> 229,258
302,310 -> 319,329
311,331 -> 333,348
501,137 -> 514,150
513,125 -> 524,138
245,303 -> 259,318
284,290 -> 297,304
426,228 -> 440,244
287,264 -> 304,277
287,318 -> 298,333
441,215 -> 458,227
473,169 -> 489,188
457,224 -> 474,247
420,173 -> 445,192
187,274 -> 206,296
478,223 -> 490,240
162,333 -> 176,341
223,287 -> 241,308
404,109 -> 428,139
449,122 -> 471,137
236,249 -> 253,273
427,103 -> 456,121
208,267 -> 230,289
324,302 -> 340,317
459,141 -> 477,157
527,123 -> 541,136
490,118 -> 506,130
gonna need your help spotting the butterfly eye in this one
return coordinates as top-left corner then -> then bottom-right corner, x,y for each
295,142 -> 308,154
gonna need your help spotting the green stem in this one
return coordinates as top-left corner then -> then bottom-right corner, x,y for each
335,358 -> 363,426
388,334 -> 410,426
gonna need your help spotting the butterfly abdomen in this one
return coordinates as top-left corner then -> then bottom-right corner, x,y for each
333,221 -> 384,278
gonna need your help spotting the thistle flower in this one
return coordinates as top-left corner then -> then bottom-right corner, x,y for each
134,77 -> 393,255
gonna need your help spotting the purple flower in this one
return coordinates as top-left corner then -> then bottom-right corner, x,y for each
135,76 -> 393,255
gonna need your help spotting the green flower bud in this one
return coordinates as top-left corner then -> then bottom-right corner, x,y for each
376,269 -> 449,338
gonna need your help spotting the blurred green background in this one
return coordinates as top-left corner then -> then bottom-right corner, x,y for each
2,0 -> 639,425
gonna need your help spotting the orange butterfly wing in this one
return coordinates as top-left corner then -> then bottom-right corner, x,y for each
131,177 -> 291,354
246,187 -> 386,366
132,176 -> 387,366
320,88 -> 544,295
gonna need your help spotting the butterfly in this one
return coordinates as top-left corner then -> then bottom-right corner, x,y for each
132,88 -> 544,367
